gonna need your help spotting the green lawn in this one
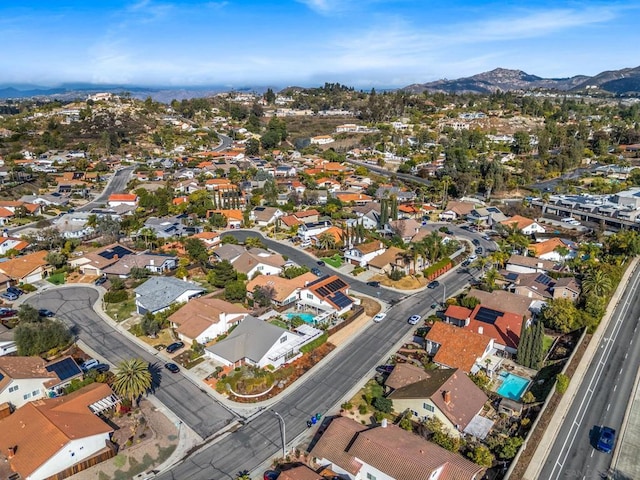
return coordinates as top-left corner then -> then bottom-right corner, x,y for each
47,273 -> 66,285
321,254 -> 343,268
105,299 -> 137,322
543,335 -> 555,357
269,318 -> 288,329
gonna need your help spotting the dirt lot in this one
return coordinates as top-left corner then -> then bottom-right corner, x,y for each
370,273 -> 428,290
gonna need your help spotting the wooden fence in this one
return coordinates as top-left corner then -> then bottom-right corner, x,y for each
44,440 -> 118,480
327,305 -> 365,336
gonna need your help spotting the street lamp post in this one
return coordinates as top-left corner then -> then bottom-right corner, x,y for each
442,283 -> 446,305
272,410 -> 286,459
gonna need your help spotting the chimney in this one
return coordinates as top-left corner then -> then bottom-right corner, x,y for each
381,418 -> 387,428
443,391 -> 451,404
150,259 -> 154,266
114,254 -> 119,260
478,326 -> 484,335
7,446 -> 16,459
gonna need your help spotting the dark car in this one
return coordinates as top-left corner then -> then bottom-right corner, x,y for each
461,259 -> 471,267
316,260 -> 325,266
87,363 -> 110,373
475,247 -> 483,254
166,341 -> 185,354
427,280 -> 440,289
94,276 -> 107,286
596,426 -> 616,453
367,281 -> 381,288
430,303 -> 439,310
311,267 -> 322,276
0,308 -> 17,318
6,286 -> 23,297
375,365 -> 394,374
472,238 -> 481,246
164,362 -> 180,373
38,309 -> 55,317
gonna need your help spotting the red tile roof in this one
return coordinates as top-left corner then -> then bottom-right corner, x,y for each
425,321 -> 492,372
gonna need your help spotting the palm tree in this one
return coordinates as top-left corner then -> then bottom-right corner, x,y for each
112,358 -> 152,404
317,232 -> 336,251
489,249 -> 510,269
423,231 -> 443,263
482,268 -> 502,291
582,267 -> 613,298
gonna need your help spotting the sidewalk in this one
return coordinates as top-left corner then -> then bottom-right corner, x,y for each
522,257 -> 639,480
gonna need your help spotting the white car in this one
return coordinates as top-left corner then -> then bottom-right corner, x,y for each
373,312 -> 387,323
408,314 -> 422,325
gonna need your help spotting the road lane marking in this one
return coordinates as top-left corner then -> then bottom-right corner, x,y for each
548,267 -> 640,480
614,384 -> 618,391
607,403 -> 611,411
591,450 -> 594,458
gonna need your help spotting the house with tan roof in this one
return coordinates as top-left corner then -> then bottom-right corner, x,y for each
367,246 -> 409,274
500,215 -> 546,235
231,248 -> 289,277
389,218 -> 421,242
385,364 -> 490,438
439,200 -> 477,221
425,321 -> 495,374
101,252 -> 178,277
0,383 -> 119,480
70,244 -> 135,277
246,272 -> 317,307
206,209 -> 244,229
0,356 -> 83,409
344,241 -> 387,267
506,254 -> 557,274
250,206 -> 284,226
169,296 -> 249,344
191,231 -> 221,249
0,250 -> 52,284
310,416 -> 485,480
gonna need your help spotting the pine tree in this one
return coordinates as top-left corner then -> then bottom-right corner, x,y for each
380,198 -> 389,227
517,325 -> 532,367
531,321 -> 545,369
390,195 -> 398,221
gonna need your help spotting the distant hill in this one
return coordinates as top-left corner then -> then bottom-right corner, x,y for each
403,66 -> 640,95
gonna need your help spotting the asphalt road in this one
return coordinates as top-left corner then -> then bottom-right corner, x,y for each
25,287 -> 237,439
539,265 -> 640,480
344,158 -> 432,187
77,166 -> 135,211
155,250 -> 481,478
213,133 -> 233,152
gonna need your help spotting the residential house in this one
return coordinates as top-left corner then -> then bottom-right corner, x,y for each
375,186 -> 417,203
504,271 -> 580,302
467,206 -> 508,227
528,238 -> 576,262
279,214 -> 304,230
499,215 -> 546,235
351,203 -> 382,230
277,465 -> 330,480
304,189 -> 328,205
231,248 -> 288,278
205,316 -> 323,369
389,218 -> 421,242
310,135 -> 335,145
206,209 -> 244,229
175,179 -> 201,194
506,254 -> 557,274
553,277 -> 582,301
439,200 -> 477,221
246,272 -> 317,307
334,192 -> 373,206
191,231 -> 221,249
0,356 -> 83,409
0,250 -> 51,284
250,206 -> 284,226
466,289 -> 534,320
425,321 -> 496,374
107,193 -> 138,207
311,416 -> 484,480
70,244 -> 135,276
169,296 -> 249,344
0,383 -> 119,480
343,241 -> 387,267
53,211 -> 96,239
143,215 -> 200,238
367,246 -> 409,274
0,236 -> 29,256
385,364 -> 490,437
298,275 -> 353,316
134,276 -> 205,314
101,253 -> 178,277
212,243 -> 246,263
298,220 -> 333,242
443,301 -> 529,354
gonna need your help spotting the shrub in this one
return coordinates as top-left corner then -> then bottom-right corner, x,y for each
104,290 -> 129,303
556,373 -> 570,394
468,445 -> 494,467
358,404 -> 369,415
388,269 -> 405,281
372,396 -> 392,413
341,401 -> 353,411
20,284 -> 37,293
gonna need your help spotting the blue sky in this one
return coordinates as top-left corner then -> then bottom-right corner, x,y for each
2,0 -> 639,88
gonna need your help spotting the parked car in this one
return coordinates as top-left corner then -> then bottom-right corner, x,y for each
94,276 -> 107,286
475,247 -> 483,254
375,365 -> 394,374
0,292 -> 18,301
6,286 -> 23,297
311,267 -> 322,276
87,363 -> 110,373
408,314 -> 422,325
81,359 -> 100,371
373,312 -> 387,323
316,260 -> 325,266
468,254 -> 478,261
0,308 -> 17,318
367,281 -> 381,287
427,280 -> 440,289
430,303 -> 439,310
166,341 -> 185,354
596,426 -> 616,453
38,309 -> 55,317
461,260 -> 471,267
472,238 -> 481,246
164,362 -> 180,373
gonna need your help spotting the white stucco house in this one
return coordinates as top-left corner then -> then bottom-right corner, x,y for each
169,297 -> 249,344
343,241 -> 387,267
133,276 -> 205,314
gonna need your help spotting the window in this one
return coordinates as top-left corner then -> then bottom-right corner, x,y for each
423,403 -> 435,413
366,474 -> 377,480
8,385 -> 19,393
306,293 -> 313,299
23,393 -> 32,400
412,410 -> 419,417
32,390 -> 40,397
280,336 -> 287,343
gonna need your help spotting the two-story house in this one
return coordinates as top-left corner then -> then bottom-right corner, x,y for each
297,275 -> 353,316
343,241 -> 387,267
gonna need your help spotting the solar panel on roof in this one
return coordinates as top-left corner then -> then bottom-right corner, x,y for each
46,357 -> 82,382
98,245 -> 133,260
535,274 -> 553,286
505,273 -> 518,281
474,307 -> 503,324
329,291 -> 352,309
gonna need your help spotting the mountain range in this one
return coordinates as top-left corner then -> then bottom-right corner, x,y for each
403,66 -> 640,95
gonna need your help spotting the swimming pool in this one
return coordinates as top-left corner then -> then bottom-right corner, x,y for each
496,372 -> 530,400
286,312 -> 316,324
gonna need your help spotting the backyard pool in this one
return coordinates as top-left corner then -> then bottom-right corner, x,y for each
286,312 -> 316,324
496,372 -> 530,400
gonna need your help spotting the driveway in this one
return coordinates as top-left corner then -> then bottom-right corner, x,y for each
25,286 -> 237,439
